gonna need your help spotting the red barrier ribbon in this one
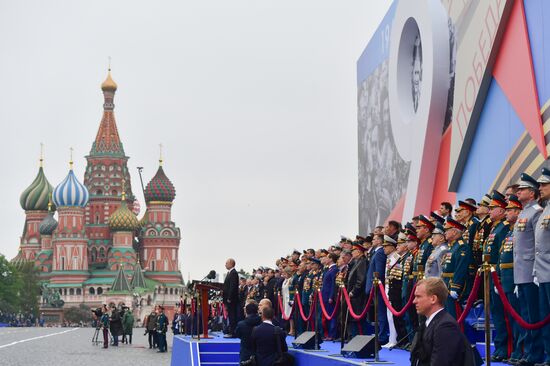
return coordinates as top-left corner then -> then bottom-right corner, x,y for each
295,292 -> 316,322
491,271 -> 550,330
377,282 -> 417,317
457,272 -> 482,325
277,293 -> 295,321
342,287 -> 374,320
317,289 -> 341,321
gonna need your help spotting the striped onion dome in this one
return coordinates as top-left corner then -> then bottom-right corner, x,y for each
20,167 -> 54,211
144,166 -> 176,203
53,168 -> 89,207
39,211 -> 58,235
109,199 -> 139,231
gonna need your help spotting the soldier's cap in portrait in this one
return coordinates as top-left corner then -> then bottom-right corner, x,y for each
416,215 -> 435,231
430,211 -> 445,224
432,223 -> 445,235
517,172 -> 540,190
455,200 -> 477,212
537,167 -> 550,184
444,217 -> 466,231
383,235 -> 397,246
478,194 -> 492,207
489,190 -> 507,209
506,194 -> 523,210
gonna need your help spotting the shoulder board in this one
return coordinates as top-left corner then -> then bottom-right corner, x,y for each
533,204 -> 543,211
487,218 -> 492,224
427,238 -> 433,244
457,240 -> 465,245
503,220 -> 510,225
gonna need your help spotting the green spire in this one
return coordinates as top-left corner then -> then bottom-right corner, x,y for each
130,260 -> 147,289
111,264 -> 131,292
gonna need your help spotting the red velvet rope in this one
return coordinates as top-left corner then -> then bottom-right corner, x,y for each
491,271 -> 550,330
377,282 -> 417,317
456,272 -> 482,325
317,289 -> 342,321
295,291 -> 316,322
342,287 -> 374,320
277,293 -> 295,321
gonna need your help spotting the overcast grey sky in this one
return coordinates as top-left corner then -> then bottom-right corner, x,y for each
0,0 -> 392,280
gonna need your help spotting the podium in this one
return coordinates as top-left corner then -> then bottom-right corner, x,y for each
193,281 -> 223,339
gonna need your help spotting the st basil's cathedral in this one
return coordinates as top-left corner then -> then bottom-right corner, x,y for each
12,69 -> 184,321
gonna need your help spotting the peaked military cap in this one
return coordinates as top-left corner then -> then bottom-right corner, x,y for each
404,222 -> 417,235
433,223 -> 445,235
430,211 -> 445,224
537,167 -> 550,184
382,235 -> 397,247
397,232 -> 408,244
456,200 -> 477,212
309,257 -> 321,265
292,249 -> 301,255
352,241 -> 366,252
489,190 -> 507,209
406,233 -> 418,242
478,194 -> 492,207
518,172 -> 540,190
506,194 -> 523,210
444,217 -> 466,231
417,215 -> 435,231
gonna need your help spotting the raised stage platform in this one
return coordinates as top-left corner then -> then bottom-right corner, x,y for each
170,332 -> 508,366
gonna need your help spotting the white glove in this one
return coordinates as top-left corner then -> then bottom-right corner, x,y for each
450,291 -> 458,300
494,287 -> 499,295
514,286 -> 519,297
534,276 -> 540,286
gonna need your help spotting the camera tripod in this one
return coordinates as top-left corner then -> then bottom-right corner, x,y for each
92,327 -> 102,345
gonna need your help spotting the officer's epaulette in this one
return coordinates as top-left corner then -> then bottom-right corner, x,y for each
457,239 -> 465,245
487,218 -> 492,224
428,237 -> 433,244
503,220 -> 510,225
533,204 -> 543,211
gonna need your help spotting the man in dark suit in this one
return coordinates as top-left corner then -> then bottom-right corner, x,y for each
252,306 -> 288,366
235,302 -> 262,363
365,234 -> 389,345
346,241 -> 367,338
223,258 -> 239,337
321,252 -> 339,340
410,277 -> 467,366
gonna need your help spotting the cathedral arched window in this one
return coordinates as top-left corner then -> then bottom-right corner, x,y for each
69,288 -> 74,295
96,190 -> 103,196
112,190 -> 118,196
97,287 -> 103,295
89,287 -> 95,295
91,247 -> 97,262
169,288 -> 173,295
95,214 -> 100,224
76,288 -> 81,295
99,247 -> 106,259
151,260 -> 156,271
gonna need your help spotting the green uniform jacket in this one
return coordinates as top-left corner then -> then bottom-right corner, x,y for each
497,227 -> 515,293
441,238 -> 473,300
122,311 -> 134,335
483,220 -> 510,265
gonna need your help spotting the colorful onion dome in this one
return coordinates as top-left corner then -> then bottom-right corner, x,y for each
39,211 -> 58,235
144,165 -> 176,203
53,167 -> 90,207
101,69 -> 118,92
20,166 -> 54,211
109,194 -> 139,232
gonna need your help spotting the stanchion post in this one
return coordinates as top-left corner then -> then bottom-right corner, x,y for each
373,272 -> 380,362
315,290 -> 320,350
484,257 -> 492,365
340,286 -> 345,350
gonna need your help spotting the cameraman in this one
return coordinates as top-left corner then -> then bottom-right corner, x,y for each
100,306 -> 110,349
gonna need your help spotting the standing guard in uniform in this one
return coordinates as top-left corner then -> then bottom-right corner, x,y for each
483,190 -> 510,362
384,233 -> 407,347
365,234 -> 390,345
425,223 -> 449,278
401,232 -> 418,349
346,241 -> 367,338
473,194 -> 493,269
301,259 -> 314,332
535,167 -> 550,366
497,195 -> 525,364
455,200 -> 480,249
514,173 -> 545,366
441,218 -> 473,318
412,215 -> 434,282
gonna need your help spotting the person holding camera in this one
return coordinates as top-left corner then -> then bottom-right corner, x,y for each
100,306 -> 110,349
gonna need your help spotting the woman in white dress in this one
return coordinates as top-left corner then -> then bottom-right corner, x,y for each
281,267 -> 295,335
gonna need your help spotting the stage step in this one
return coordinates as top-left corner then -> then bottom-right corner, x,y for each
200,351 -> 240,363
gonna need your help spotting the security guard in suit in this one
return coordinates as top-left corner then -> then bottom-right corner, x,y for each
441,218 -> 473,319
534,167 -> 550,366
483,190 -> 510,362
514,173 -> 545,365
498,195 -> 525,364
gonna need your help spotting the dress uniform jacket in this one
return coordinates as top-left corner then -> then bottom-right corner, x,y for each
513,200 -> 543,284
483,220 -> 509,265
472,216 -> 492,268
425,243 -> 449,278
346,257 -> 367,314
463,217 -> 480,249
534,202 -> 550,283
413,238 -> 433,280
441,238 -> 473,300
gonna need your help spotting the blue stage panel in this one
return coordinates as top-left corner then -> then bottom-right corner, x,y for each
171,333 -> 509,366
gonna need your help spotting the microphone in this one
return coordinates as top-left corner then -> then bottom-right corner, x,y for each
201,270 -> 216,281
